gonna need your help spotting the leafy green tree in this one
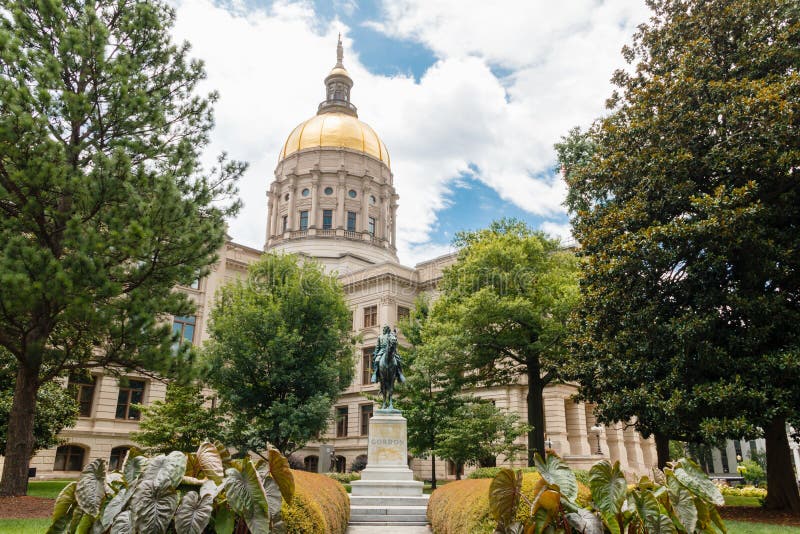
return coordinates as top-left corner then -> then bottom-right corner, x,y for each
396,295 -> 466,490
559,0 -> 800,512
435,402 -> 530,480
205,253 -> 354,456
426,219 -> 579,465
0,0 -> 243,495
131,382 -> 226,454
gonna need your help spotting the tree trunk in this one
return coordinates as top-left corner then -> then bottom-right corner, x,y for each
762,417 -> 800,513
430,455 -> 437,490
654,432 -> 670,470
0,365 -> 40,496
526,363 -> 545,467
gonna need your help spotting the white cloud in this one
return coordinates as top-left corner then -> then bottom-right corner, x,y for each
170,0 -> 649,264
540,221 -> 574,244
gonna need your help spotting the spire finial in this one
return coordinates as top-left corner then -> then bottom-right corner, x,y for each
336,33 -> 344,67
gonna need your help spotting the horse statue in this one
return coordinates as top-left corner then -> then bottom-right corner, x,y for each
371,325 -> 405,410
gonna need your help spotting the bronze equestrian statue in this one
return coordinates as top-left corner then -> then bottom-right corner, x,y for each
371,325 -> 405,411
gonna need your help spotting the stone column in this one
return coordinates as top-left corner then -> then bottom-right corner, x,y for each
565,400 -> 591,456
287,178 -> 297,231
640,436 -> 657,471
360,185 -> 370,234
336,172 -> 346,229
623,426 -> 645,474
584,404 -> 608,456
542,390 -> 571,455
605,425 -> 630,472
390,194 -> 399,246
265,190 -> 275,243
310,172 -> 320,229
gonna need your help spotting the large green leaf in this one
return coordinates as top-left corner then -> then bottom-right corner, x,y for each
130,479 -> 179,534
263,477 -> 284,523
224,458 -> 271,534
123,455 -> 147,484
489,468 -> 522,526
565,508 -> 604,534
213,506 -> 235,534
267,448 -> 294,504
143,451 -> 188,490
174,490 -> 214,534
589,460 -> 627,517
109,510 -> 133,534
46,481 -> 76,534
709,503 -> 727,534
534,452 -> 578,501
666,473 -> 698,533
673,459 -> 724,506
100,488 -> 131,531
74,512 -> 94,534
628,489 -> 660,529
197,442 -> 224,482
76,459 -> 106,517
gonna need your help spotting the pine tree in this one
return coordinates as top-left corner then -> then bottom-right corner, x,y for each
0,0 -> 243,495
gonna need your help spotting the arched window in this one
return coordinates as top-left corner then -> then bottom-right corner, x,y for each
109,446 -> 130,471
54,445 -> 85,471
304,455 -> 319,473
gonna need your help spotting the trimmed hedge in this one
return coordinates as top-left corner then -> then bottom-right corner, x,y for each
428,472 -> 591,534
283,470 -> 350,534
468,466 -> 538,479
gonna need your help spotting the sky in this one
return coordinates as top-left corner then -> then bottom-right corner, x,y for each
170,0 -> 652,265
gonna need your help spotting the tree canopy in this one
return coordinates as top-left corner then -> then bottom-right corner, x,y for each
204,253 -> 354,456
424,219 -> 579,465
0,0 -> 243,495
558,0 -> 800,512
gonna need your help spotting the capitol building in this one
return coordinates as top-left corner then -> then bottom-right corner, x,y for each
12,40 -> 662,481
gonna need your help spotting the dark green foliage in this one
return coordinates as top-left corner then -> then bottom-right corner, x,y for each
0,0 -> 243,495
204,253 -> 354,456
131,382 -> 226,454
0,382 -> 78,456
558,0 -> 800,512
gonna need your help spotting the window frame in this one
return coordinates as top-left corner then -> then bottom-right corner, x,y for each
361,347 -> 374,385
322,209 -> 333,230
172,315 -> 196,347
299,210 -> 309,231
54,445 -> 85,471
69,374 -> 96,418
282,215 -> 288,233
335,406 -> 348,438
397,306 -> 410,322
368,216 -> 376,236
115,379 -> 146,420
360,404 -> 373,436
363,305 -> 377,328
346,211 -> 357,232
109,446 -> 130,471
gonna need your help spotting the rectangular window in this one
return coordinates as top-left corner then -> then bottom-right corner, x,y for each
282,215 -> 288,233
299,210 -> 309,231
116,379 -> 146,420
363,305 -> 377,328
323,210 -> 333,230
368,217 -> 376,235
362,347 -> 374,385
347,211 -> 357,232
69,375 -> 95,417
172,315 -> 196,350
336,406 -> 348,437
397,306 -> 410,322
360,404 -> 373,436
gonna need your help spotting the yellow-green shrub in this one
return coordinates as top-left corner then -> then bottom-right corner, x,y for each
717,484 -> 767,497
427,473 -> 591,534
283,470 -> 350,534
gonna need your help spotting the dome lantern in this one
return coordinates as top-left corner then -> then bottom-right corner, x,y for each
319,34 -> 357,117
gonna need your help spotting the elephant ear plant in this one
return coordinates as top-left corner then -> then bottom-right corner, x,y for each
489,452 -> 726,534
46,442 -> 295,534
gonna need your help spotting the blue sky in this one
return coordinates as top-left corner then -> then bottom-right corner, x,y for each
173,0 -> 649,263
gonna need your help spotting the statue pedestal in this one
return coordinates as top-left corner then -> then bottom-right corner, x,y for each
349,411 -> 428,525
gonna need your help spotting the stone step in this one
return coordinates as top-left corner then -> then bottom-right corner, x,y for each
348,522 -> 429,527
350,480 -> 425,497
349,495 -> 429,507
351,505 -> 428,516
350,514 -> 428,523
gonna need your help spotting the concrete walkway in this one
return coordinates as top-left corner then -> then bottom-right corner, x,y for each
346,526 -> 431,533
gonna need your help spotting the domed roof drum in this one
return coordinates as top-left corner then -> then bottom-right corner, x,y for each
279,113 -> 390,167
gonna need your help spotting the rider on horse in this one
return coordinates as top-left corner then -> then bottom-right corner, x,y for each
371,325 -> 405,390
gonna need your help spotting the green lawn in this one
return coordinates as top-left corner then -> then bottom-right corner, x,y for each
724,495 -> 762,507
727,520 -> 800,533
26,479 -> 73,499
0,518 -> 51,533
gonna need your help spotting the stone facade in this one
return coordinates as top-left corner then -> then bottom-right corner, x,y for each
8,39 -> 661,482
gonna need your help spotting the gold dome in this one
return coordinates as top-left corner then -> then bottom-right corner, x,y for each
279,112 -> 390,167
